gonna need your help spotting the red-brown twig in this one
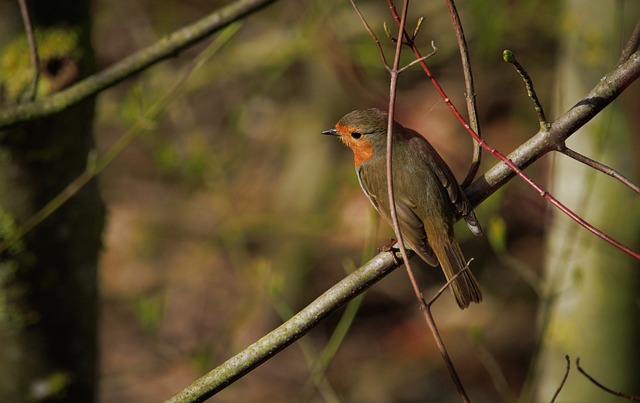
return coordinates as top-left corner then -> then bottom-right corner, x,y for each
353,0 -> 474,400
386,7 -> 640,261
350,1 -> 472,401
504,50 -> 639,193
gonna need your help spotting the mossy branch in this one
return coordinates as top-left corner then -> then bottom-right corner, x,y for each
0,0 -> 278,129
165,248 -> 405,403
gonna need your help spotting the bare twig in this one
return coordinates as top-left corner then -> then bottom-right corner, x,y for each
384,1 -> 471,401
503,49 -> 549,130
618,19 -> 640,66
550,355 -> 571,403
576,358 -> 640,401
349,0 -> 390,69
382,0 -> 416,316
444,0 -> 482,189
170,20 -> 640,400
472,130 -> 640,259
18,0 -> 40,101
397,49 -> 435,73
390,20 -> 640,260
427,259 -> 473,306
560,145 -> 640,194
466,52 -> 640,260
388,5 -> 640,260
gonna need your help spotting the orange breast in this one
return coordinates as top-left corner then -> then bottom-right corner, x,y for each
350,139 -> 374,167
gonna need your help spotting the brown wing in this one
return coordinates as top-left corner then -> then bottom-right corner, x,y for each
408,131 -> 483,236
356,164 -> 438,266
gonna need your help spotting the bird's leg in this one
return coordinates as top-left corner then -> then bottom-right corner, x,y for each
379,238 -> 401,266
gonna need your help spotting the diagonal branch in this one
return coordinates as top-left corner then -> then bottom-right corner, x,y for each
166,11 -> 640,403
164,248 -> 405,403
165,49 -> 640,398
0,0 -> 278,129
465,51 -> 640,260
466,51 -> 640,207
550,355 -> 571,403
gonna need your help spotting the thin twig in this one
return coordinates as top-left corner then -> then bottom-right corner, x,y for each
471,132 -> 640,260
427,259 -> 473,306
388,7 -> 640,261
383,1 -> 472,401
560,145 -> 640,194
465,52 -> 640,260
503,49 -> 549,130
397,49 -> 435,73
349,0 -> 390,70
550,355 -> 571,403
383,0 -> 416,327
618,19 -> 640,66
18,0 -> 40,101
444,0 -> 482,189
576,358 -> 640,401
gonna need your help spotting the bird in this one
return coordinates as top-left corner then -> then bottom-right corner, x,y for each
323,108 -> 482,309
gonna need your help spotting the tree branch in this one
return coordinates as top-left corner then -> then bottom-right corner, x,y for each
164,248 -> 404,403
466,51 -> 640,207
0,0 -> 278,129
165,29 -> 640,403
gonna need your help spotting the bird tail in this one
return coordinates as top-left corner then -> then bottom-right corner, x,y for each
433,237 -> 482,309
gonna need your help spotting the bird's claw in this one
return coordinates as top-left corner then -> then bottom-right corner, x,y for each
379,239 -> 401,265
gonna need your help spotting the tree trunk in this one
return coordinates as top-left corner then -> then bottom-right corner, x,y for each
0,1 -> 103,401
535,1 -> 640,402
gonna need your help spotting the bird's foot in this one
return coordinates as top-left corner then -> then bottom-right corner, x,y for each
378,239 -> 401,265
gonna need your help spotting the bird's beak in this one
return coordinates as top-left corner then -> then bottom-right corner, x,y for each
322,129 -> 339,136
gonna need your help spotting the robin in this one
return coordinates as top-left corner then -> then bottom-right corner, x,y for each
323,108 -> 482,309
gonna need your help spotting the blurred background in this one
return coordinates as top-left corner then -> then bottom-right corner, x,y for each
1,0 -> 639,402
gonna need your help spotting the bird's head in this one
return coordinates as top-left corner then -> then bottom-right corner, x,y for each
323,108 -> 395,167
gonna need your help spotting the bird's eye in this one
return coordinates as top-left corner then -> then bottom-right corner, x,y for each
351,132 -> 362,139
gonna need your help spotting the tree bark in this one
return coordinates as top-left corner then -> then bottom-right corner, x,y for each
536,1 -> 640,401
0,1 -> 103,401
